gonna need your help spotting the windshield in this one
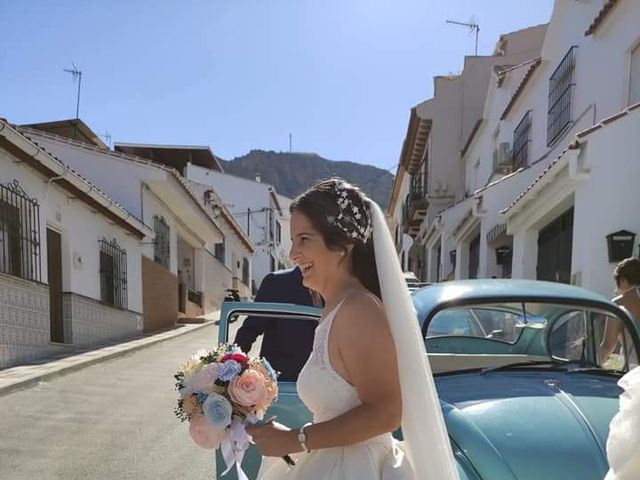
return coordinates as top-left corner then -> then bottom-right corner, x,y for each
425,302 -> 639,373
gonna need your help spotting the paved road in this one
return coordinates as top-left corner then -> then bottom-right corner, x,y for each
0,319 -> 260,480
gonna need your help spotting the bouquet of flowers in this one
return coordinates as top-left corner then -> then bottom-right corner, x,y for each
174,344 -> 283,478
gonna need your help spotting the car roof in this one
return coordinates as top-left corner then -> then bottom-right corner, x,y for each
412,279 -> 612,324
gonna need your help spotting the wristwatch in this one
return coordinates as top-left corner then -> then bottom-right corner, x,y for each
297,423 -> 312,453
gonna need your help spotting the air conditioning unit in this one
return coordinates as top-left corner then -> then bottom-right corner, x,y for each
493,142 -> 513,175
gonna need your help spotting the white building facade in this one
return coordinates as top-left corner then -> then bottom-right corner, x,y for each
386,161 -> 413,273
19,127 -> 251,329
0,120 -> 151,368
388,24 -> 548,280
401,0 -> 640,299
186,164 -> 292,293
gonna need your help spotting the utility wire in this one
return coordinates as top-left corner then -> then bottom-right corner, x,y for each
359,162 -> 399,191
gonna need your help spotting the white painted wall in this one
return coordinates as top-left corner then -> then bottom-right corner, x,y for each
275,193 -> 293,269
388,167 -> 414,272
572,109 -> 640,297
0,144 -> 144,313
23,130 -> 231,313
440,0 -> 640,285
186,164 -> 290,290
140,186 -> 179,273
431,199 -> 473,282
399,25 -> 548,281
186,179 -> 254,293
25,132 -> 152,219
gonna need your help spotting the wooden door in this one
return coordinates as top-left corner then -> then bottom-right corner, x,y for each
47,229 -> 64,343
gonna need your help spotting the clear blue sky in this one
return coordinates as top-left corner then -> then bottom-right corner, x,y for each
0,0 -> 553,170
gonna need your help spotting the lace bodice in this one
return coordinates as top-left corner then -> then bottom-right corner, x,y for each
297,298 -> 361,423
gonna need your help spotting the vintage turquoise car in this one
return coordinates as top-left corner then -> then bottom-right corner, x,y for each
216,280 -> 640,480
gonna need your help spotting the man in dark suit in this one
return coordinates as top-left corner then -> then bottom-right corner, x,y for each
234,266 -> 320,381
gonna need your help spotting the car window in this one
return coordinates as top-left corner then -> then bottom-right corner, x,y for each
427,308 -> 481,337
224,309 -> 319,382
472,308 -> 521,343
548,308 -> 638,370
426,303 -> 523,343
425,302 -> 638,372
548,310 -> 587,360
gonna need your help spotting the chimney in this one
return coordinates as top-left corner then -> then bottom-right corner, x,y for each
255,173 -> 261,183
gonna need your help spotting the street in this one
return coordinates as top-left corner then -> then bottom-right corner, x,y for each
0,319 -> 258,480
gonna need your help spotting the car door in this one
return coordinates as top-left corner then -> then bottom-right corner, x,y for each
215,300 -> 321,479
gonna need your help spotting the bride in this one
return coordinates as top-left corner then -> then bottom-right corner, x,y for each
246,179 -> 459,479
605,365 -> 640,480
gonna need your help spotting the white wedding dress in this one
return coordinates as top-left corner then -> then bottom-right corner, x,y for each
604,366 -> 640,480
257,295 -> 414,479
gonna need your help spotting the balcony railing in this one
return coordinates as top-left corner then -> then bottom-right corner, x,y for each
402,173 -> 429,237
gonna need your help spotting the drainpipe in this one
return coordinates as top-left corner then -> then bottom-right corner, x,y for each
44,161 -> 69,198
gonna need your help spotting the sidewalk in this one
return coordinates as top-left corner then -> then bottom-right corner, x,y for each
0,313 -> 219,397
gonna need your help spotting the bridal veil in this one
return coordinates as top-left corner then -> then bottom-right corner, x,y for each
368,200 -> 460,480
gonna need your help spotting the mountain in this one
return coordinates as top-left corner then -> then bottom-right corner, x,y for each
219,150 -> 394,207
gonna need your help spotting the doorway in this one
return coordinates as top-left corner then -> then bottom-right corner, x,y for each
47,228 -> 65,343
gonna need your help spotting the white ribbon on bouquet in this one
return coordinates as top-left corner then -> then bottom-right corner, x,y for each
220,417 -> 252,480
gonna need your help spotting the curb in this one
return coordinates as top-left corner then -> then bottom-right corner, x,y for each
0,321 -> 216,397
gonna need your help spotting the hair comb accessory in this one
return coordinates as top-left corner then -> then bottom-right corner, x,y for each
326,180 -> 372,243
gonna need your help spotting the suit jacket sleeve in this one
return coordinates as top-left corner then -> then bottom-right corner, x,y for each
234,274 -> 273,353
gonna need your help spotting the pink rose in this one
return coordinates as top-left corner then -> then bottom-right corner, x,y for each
190,364 -> 220,393
228,369 -> 267,407
189,415 -> 223,449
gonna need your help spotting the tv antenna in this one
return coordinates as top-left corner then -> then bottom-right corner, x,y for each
446,18 -> 480,56
289,132 -> 292,153
63,63 -> 83,118
101,131 -> 112,148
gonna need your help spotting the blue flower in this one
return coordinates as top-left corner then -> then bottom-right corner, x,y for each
217,360 -> 243,382
261,358 -> 279,382
202,393 -> 233,430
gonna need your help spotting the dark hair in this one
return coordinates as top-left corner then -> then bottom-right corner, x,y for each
290,178 -> 380,298
614,257 -> 640,287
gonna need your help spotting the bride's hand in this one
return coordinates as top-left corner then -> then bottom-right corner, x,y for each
246,420 -> 302,457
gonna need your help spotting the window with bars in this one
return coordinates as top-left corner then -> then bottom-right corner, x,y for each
99,238 -> 128,309
547,46 -> 577,146
153,216 -> 170,269
512,110 -> 532,170
0,180 -> 41,282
